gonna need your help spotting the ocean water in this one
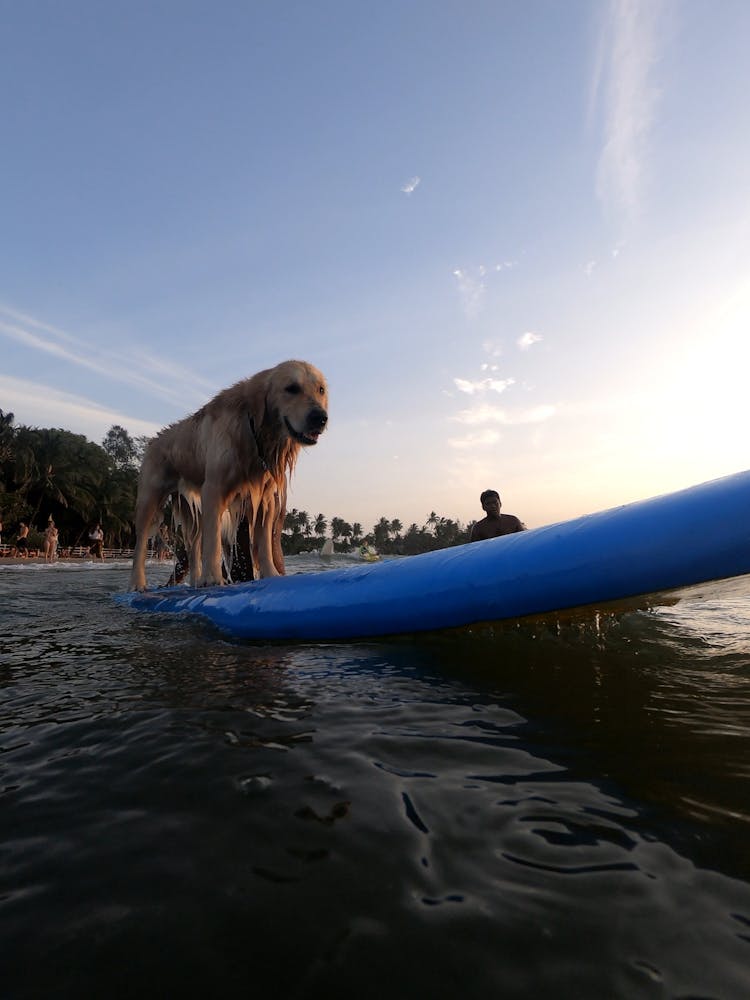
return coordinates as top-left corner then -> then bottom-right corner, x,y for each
1,557 -> 750,999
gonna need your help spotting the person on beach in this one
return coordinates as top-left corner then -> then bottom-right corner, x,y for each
89,523 -> 105,560
43,519 -> 59,562
469,490 -> 526,542
13,522 -> 30,556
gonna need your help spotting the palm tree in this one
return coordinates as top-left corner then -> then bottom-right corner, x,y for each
285,508 -> 304,536
9,426 -> 111,543
426,511 -> 439,535
314,513 -> 327,538
351,522 -> 363,544
340,521 -> 353,548
373,517 -> 391,549
15,429 -> 90,521
403,522 -> 427,555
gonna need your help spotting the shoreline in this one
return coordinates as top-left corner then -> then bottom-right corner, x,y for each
0,557 -> 115,566
0,555 -> 173,567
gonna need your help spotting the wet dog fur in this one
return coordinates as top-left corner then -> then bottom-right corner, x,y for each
128,360 -> 328,590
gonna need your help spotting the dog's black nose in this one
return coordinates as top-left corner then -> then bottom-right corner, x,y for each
308,407 -> 328,431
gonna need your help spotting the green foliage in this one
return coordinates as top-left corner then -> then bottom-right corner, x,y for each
282,510 -> 472,556
313,513 -> 327,537
0,409 -> 15,464
102,425 -> 138,470
0,418 -> 141,548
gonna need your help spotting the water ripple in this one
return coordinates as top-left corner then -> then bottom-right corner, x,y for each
2,565 -> 750,998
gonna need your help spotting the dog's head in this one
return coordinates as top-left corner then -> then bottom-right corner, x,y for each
264,360 -> 329,446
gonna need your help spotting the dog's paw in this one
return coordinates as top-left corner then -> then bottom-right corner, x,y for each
258,565 -> 281,579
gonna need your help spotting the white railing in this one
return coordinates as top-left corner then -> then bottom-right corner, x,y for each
0,544 -> 135,559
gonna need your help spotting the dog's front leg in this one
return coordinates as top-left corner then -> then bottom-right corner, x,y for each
256,503 -> 281,578
200,484 -> 226,586
271,484 -> 287,576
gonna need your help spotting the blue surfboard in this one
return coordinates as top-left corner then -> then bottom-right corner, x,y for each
116,470 -> 750,640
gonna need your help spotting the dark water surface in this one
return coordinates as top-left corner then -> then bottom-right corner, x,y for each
2,560 -> 750,998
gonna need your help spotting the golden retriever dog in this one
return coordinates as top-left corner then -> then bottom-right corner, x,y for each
128,360 -> 328,591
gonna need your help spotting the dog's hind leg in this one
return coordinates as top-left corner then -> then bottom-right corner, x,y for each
179,494 -> 202,588
228,513 -> 254,582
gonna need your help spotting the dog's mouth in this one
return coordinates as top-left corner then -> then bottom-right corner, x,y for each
285,417 -> 323,446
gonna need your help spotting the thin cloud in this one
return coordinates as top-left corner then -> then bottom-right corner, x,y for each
482,339 -> 503,359
452,260 -> 517,319
448,429 -> 501,450
452,268 -> 485,319
517,332 -> 543,350
401,176 -> 421,195
591,0 -> 666,224
454,377 -> 515,396
454,403 -> 556,427
0,303 -> 215,408
0,374 -> 162,439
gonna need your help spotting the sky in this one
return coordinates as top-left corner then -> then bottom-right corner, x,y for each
1,0 -> 749,531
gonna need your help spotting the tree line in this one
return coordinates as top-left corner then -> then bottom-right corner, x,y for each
281,509 -> 472,555
0,410 -> 474,554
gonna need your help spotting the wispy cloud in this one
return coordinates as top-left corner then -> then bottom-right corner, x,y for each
454,377 -> 515,395
452,268 -> 486,318
517,331 -> 542,350
453,403 -> 557,427
0,302 -> 215,408
452,261 -> 517,318
447,429 -> 501,449
401,176 -> 421,195
0,374 -> 162,439
590,0 -> 666,224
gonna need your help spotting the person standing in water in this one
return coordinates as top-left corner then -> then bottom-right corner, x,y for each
469,490 -> 526,542
43,518 -> 59,561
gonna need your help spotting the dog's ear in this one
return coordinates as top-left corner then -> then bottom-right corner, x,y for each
246,369 -> 271,429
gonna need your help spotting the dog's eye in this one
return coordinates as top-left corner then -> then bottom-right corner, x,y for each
285,383 -> 301,395
318,385 -> 325,396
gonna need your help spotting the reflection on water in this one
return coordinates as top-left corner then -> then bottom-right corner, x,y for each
1,562 -> 750,998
